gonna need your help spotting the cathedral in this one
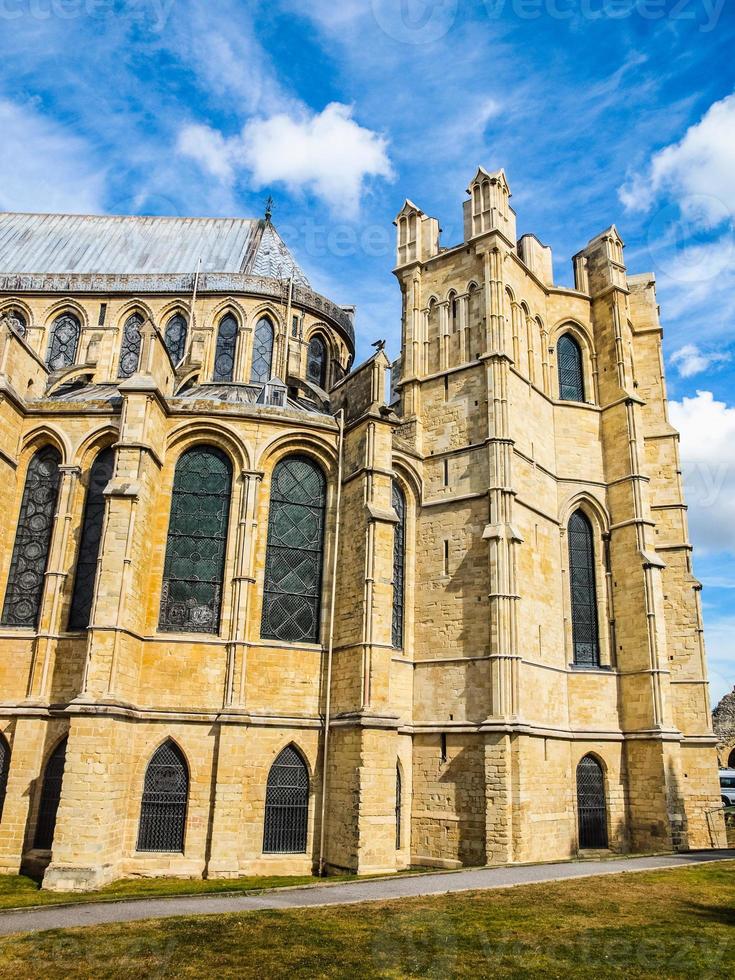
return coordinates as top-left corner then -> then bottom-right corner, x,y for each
0,168 -> 724,892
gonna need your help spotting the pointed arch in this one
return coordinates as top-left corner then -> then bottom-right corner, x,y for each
46,312 -> 81,371
261,455 -> 326,644
159,445 -> 232,634
251,316 -> 275,383
68,446 -> 115,630
576,754 -> 608,848
1,446 -> 62,628
213,312 -> 238,382
0,733 -> 10,821
136,739 -> 189,852
263,744 -> 309,854
306,334 -> 327,388
557,333 -> 585,402
163,312 -> 188,365
392,480 -> 406,650
395,761 -> 403,849
568,510 -> 600,666
0,305 -> 28,338
34,736 -> 67,850
118,311 -> 144,378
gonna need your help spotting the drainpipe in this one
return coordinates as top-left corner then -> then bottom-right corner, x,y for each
318,408 -> 344,876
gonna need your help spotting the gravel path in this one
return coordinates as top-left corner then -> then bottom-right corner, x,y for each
0,850 -> 732,936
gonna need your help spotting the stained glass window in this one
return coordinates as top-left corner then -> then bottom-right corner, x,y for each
1,446 -> 62,628
568,510 -> 600,666
261,456 -> 326,644
137,740 -> 188,853
558,333 -> 585,402
213,314 -> 237,382
306,336 -> 327,388
0,735 -> 10,821
263,745 -> 308,853
164,313 -> 188,366
395,764 -> 402,849
34,737 -> 67,849
159,446 -> 232,634
68,447 -> 115,631
46,313 -> 81,371
118,312 -> 144,379
250,317 -> 274,383
392,482 -> 406,650
576,755 -> 608,848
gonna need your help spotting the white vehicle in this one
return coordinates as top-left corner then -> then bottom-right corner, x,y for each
719,769 -> 735,807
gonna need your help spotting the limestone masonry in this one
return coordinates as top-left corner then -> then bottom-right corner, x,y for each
0,168 -> 724,891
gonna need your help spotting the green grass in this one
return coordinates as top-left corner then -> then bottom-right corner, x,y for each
0,872 -> 341,910
0,862 -> 733,978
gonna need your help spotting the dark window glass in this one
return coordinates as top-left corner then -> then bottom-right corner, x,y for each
557,333 -> 585,402
46,313 -> 81,371
1,447 -> 62,628
251,317 -> 274,383
213,314 -> 237,382
576,755 -> 608,848
34,737 -> 67,849
159,446 -> 232,634
392,482 -> 406,650
68,447 -> 115,631
3,308 -> 27,338
137,740 -> 188,852
0,735 -> 10,821
306,336 -> 327,388
263,745 -> 308,853
164,314 -> 188,365
118,312 -> 144,379
261,456 -> 326,644
729,748 -> 735,769
569,510 -> 600,666
395,764 -> 402,849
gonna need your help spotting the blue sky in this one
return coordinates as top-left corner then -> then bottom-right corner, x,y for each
1,0 -> 734,701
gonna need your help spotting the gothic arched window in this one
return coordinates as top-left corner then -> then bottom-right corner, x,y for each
261,456 -> 326,644
568,510 -> 600,667
137,740 -> 189,852
250,317 -> 274,383
395,764 -> 402,849
34,737 -> 67,850
576,754 -> 608,848
164,313 -> 188,366
557,333 -> 585,402
46,313 -> 81,371
306,336 -> 327,388
3,308 -> 27,338
263,745 -> 309,853
392,481 -> 406,650
68,447 -> 115,631
118,312 -> 144,379
159,446 -> 232,634
1,446 -> 62,628
213,314 -> 238,382
0,734 -> 10,821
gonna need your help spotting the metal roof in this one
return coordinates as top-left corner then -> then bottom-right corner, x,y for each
0,212 -> 310,286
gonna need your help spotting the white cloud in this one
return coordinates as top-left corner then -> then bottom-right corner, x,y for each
620,93 -> 735,221
0,99 -> 106,213
178,103 -> 394,216
670,344 -> 730,378
669,391 -> 735,555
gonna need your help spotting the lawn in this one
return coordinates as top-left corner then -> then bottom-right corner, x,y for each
0,872 -> 335,910
0,862 -> 732,979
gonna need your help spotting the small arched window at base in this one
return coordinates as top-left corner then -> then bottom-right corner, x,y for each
34,737 -> 67,850
263,746 -> 309,854
137,741 -> 189,853
576,755 -> 608,849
